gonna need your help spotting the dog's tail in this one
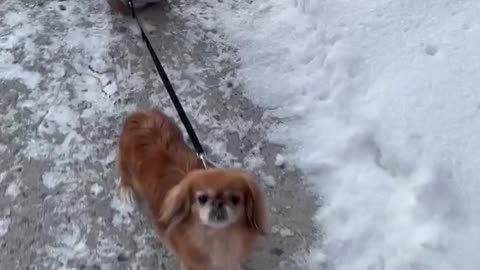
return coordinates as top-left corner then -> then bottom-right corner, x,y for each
119,109 -> 204,175
122,109 -> 183,148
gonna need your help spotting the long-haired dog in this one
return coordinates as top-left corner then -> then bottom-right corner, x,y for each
116,109 -> 268,270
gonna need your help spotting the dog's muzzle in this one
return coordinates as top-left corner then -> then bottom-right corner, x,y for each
209,200 -> 228,222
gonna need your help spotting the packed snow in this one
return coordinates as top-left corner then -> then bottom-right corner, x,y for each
210,0 -> 480,269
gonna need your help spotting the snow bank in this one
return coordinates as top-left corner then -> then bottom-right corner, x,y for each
213,0 -> 480,269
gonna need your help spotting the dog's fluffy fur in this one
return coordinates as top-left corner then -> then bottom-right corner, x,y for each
116,109 -> 268,270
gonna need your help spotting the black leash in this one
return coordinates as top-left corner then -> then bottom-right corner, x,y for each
127,0 -> 208,168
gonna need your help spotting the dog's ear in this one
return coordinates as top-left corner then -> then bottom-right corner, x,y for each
243,174 -> 269,235
159,182 -> 191,231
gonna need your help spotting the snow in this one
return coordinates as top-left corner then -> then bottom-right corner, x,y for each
0,217 -> 10,237
38,105 -> 80,135
90,183 -> 104,196
279,227 -> 295,237
213,0 -> 480,269
42,171 -> 70,189
0,207 -> 11,238
110,196 -> 135,227
45,222 -> 89,265
274,154 -> 286,167
5,181 -> 20,198
0,171 -> 6,184
271,225 -> 295,237
263,175 -> 277,187
0,9 -> 43,89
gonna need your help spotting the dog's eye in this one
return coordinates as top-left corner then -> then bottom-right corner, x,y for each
229,195 -> 240,206
197,194 -> 209,205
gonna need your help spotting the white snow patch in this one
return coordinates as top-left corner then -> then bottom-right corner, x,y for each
90,59 -> 109,74
0,216 -> 11,237
274,154 -> 286,167
110,196 -> 135,226
243,144 -> 265,170
272,225 -> 295,237
23,131 -> 89,165
0,144 -> 7,153
263,175 -> 277,187
70,72 -> 117,119
4,10 -> 25,26
279,227 -> 294,237
103,81 -> 118,96
243,155 -> 264,170
5,181 -> 20,198
42,171 -> 62,189
0,171 -> 7,185
0,51 -> 42,89
39,105 -> 80,135
0,8 -> 43,89
213,0 -> 480,269
45,222 -> 89,262
90,183 -> 104,196
102,150 -> 116,167
42,171 -> 73,189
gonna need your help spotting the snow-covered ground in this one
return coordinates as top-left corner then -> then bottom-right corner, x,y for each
207,0 -> 480,269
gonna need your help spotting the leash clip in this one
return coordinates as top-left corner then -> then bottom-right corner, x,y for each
198,152 -> 209,169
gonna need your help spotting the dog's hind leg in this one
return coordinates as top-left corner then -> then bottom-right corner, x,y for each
117,177 -> 136,205
115,151 -> 137,205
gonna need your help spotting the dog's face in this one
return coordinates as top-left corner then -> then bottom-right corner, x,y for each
193,176 -> 247,229
159,169 -> 268,234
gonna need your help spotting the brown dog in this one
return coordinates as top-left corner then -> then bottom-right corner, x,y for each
116,109 -> 268,270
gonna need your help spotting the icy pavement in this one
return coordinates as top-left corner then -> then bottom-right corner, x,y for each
0,0 -> 317,269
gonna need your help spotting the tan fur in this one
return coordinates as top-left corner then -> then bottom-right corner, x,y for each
116,109 -> 268,270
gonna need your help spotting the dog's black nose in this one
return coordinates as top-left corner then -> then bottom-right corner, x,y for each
212,200 -> 224,209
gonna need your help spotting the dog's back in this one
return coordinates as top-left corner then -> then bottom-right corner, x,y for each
116,109 -> 202,216
119,109 -> 184,162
